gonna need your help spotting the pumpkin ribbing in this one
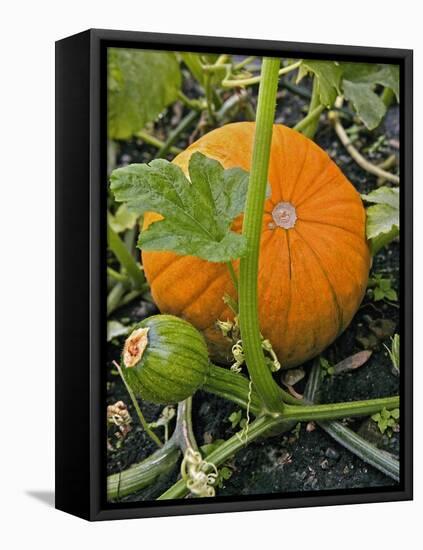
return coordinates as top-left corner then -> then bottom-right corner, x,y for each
142,122 -> 371,368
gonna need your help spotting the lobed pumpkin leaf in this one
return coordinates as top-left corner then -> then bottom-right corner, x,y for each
110,152 -> 249,262
341,63 -> 399,101
341,63 -> 399,130
362,187 -> 399,253
108,48 -> 181,140
342,80 -> 386,131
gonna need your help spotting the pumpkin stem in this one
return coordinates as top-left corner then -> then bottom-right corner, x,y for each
271,202 -> 297,230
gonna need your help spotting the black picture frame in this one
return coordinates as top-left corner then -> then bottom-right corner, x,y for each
55,28 -> 413,521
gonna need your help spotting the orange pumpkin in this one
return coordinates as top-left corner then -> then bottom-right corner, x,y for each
142,122 -> 371,368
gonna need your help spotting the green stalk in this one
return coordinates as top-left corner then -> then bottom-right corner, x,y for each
135,130 -> 182,155
173,397 -> 199,452
107,222 -> 145,290
107,282 -> 126,316
234,56 -> 257,71
177,91 -> 206,112
114,361 -> 163,448
107,440 -> 180,500
156,110 -> 199,159
204,72 -> 216,123
204,364 -> 263,415
222,60 -> 301,88
107,267 -> 130,285
204,364 -> 398,421
179,53 -> 206,87
301,77 -> 321,139
282,396 -> 399,422
226,261 -> 238,292
119,288 -> 146,308
320,420 -> 399,482
238,57 -> 284,414
294,104 -> 325,133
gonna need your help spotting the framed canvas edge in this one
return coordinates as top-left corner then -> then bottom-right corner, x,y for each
56,28 -> 413,522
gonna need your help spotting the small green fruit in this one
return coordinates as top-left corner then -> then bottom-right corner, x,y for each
121,314 -> 209,404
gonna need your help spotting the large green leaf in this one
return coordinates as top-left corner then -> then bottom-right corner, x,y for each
342,63 -> 399,100
343,80 -> 387,131
341,63 -> 399,130
108,48 -> 182,140
361,186 -> 399,210
298,60 -> 342,107
362,187 -> 399,253
110,153 -> 249,262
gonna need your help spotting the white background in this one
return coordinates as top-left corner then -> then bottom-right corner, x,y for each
0,1 -> 420,548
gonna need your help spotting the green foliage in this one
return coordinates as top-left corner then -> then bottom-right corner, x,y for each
384,334 -> 400,374
110,152 -> 249,263
108,48 -> 181,140
368,274 -> 398,302
319,356 -> 334,379
297,60 -> 399,131
342,80 -> 386,131
364,135 -> 388,155
341,63 -> 399,130
298,60 -> 342,107
228,410 -> 242,429
361,187 -> 399,254
215,465 -> 233,488
179,52 -> 206,86
342,63 -> 399,100
108,204 -> 138,233
228,410 -> 247,430
371,407 -> 399,436
107,320 -> 130,342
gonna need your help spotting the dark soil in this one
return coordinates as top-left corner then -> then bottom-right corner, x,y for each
107,78 -> 400,501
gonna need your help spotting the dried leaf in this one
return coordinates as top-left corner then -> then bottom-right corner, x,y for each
332,350 -> 373,374
282,367 -> 305,386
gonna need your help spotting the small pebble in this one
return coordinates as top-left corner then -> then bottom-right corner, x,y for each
325,447 -> 340,460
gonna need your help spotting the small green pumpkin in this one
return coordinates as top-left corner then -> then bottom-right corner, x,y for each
121,314 -> 209,404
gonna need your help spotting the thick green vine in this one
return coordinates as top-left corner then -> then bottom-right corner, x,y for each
238,57 -> 284,414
